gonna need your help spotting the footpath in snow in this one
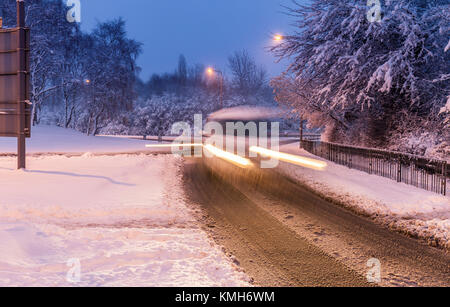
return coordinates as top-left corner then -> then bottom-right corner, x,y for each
277,143 -> 450,250
0,127 -> 248,286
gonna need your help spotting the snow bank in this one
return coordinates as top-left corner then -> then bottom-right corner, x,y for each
0,154 -> 249,286
277,143 -> 450,250
0,125 -> 159,155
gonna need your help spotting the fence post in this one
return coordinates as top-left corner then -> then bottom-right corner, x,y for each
443,162 -> 447,196
335,145 -> 338,163
349,148 -> 352,169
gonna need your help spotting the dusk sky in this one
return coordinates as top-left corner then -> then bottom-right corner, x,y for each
80,0 -> 298,81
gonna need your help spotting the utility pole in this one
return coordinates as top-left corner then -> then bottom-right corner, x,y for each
17,0 -> 26,169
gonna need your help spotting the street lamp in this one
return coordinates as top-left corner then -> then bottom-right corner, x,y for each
206,67 -> 224,110
273,34 -> 283,42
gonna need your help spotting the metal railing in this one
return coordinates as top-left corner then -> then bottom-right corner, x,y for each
301,140 -> 448,196
280,132 -> 321,141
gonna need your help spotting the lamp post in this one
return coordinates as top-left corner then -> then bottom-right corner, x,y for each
206,67 -> 224,110
272,33 -> 305,146
299,116 -> 304,148
83,78 -> 95,135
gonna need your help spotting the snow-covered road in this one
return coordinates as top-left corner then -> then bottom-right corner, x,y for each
0,154 -> 249,286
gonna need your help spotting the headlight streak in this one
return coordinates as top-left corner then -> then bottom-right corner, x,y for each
249,146 -> 327,170
204,144 -> 252,168
145,143 -> 203,148
146,143 -> 324,170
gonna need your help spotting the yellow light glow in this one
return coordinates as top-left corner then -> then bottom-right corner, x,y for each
145,143 -> 203,148
250,146 -> 327,170
204,144 -> 252,168
85,79 -> 91,84
274,35 -> 283,41
206,67 -> 214,75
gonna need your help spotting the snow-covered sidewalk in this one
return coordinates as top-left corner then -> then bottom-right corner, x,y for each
278,143 -> 450,250
0,154 -> 248,286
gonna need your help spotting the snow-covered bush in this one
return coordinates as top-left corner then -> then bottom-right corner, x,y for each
98,89 -> 280,137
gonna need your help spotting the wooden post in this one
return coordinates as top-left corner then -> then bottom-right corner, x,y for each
17,0 -> 26,169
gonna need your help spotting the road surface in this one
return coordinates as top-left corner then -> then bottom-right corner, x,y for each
183,158 -> 450,287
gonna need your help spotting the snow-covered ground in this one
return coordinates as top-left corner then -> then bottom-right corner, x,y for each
0,127 -> 248,286
278,143 -> 450,250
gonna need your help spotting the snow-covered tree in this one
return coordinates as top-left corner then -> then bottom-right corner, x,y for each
2,0 -> 82,124
82,18 -> 142,135
228,50 -> 268,103
2,1 -> 142,135
271,0 -> 449,155
177,54 -> 188,88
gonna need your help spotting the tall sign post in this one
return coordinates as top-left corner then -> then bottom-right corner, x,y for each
17,0 -> 27,169
0,0 -> 31,169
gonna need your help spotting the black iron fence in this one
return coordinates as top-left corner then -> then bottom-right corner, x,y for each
301,140 -> 448,196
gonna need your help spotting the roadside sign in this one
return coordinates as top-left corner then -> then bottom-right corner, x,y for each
0,28 -> 31,138
0,1 -> 30,168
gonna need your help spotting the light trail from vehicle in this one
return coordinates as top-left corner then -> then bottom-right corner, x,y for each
145,143 -> 203,148
145,143 -> 323,170
204,144 -> 252,168
250,146 -> 327,170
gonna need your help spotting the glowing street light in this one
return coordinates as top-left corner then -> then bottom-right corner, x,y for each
84,79 -> 91,85
273,34 -> 283,42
